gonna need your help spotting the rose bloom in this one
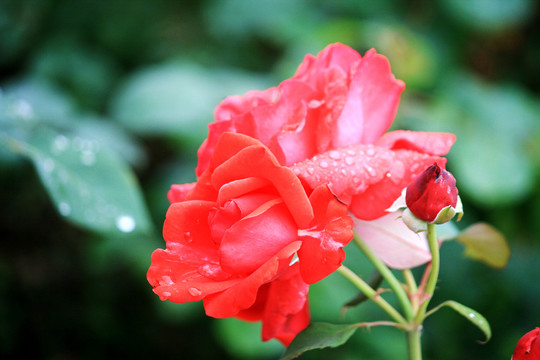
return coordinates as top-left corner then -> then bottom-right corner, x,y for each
191,43 -> 455,269
148,133 -> 353,345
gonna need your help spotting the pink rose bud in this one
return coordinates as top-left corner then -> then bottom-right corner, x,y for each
513,328 -> 540,360
405,163 -> 458,223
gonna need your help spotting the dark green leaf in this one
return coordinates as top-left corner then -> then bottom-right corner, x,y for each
426,300 -> 491,343
281,322 -> 358,360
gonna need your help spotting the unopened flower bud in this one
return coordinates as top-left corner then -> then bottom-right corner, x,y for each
405,163 -> 460,224
512,327 -> 540,360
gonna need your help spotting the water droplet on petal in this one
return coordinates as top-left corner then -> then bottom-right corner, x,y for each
161,291 -> 171,298
365,165 -> 377,177
188,287 -> 202,296
161,276 -> 174,286
345,156 -> 354,165
184,231 -> 192,243
307,167 -> 315,175
59,202 -> 71,216
329,150 -> 341,160
366,146 -> 375,156
116,215 -> 135,233
320,161 -> 329,168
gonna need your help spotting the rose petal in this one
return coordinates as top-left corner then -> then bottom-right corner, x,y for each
332,49 -> 405,147
211,143 -> 314,228
261,264 -> 310,346
168,183 -> 196,203
291,144 -> 394,204
375,130 -> 456,156
203,241 -> 302,318
298,185 -> 354,284
353,211 -> 431,269
220,200 -> 298,274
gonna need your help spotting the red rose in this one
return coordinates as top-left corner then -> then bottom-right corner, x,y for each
148,133 -> 353,345
405,163 -> 458,223
195,43 -> 455,221
513,328 -> 540,360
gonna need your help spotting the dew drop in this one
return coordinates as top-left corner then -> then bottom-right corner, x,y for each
341,169 -> 347,175
366,146 -> 375,156
81,150 -> 96,166
346,149 -> 356,156
42,158 -> 55,173
188,287 -> 202,296
161,276 -> 174,286
116,215 -> 135,233
353,176 -> 360,184
307,167 -> 315,175
329,150 -> 341,160
320,161 -> 329,168
161,291 -> 171,298
345,156 -> 354,165
53,135 -> 69,153
365,165 -> 377,177
184,231 -> 193,243
59,202 -> 71,216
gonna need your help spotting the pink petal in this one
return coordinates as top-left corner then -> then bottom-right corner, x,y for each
291,144 -> 394,204
293,43 -> 361,82
353,211 -> 431,269
375,130 -> 456,156
349,150 -> 447,220
332,49 -> 405,148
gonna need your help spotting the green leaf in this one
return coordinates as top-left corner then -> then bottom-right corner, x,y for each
456,223 -> 510,269
281,322 -> 359,360
426,300 -> 491,343
1,128 -> 153,235
110,63 -> 269,140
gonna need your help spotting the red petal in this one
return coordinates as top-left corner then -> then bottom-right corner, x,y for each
513,327 -> 540,360
375,130 -> 456,156
220,200 -> 298,274
211,143 -> 314,228
291,144 -> 394,204
261,264 -> 310,346
349,151 -> 447,220
168,183 -> 196,203
298,185 -> 354,284
203,241 -> 302,318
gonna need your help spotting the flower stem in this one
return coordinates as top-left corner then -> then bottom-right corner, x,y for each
415,223 -> 440,323
353,235 -> 414,322
336,265 -> 407,326
407,327 -> 423,360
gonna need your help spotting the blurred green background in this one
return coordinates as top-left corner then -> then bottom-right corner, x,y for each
1,0 -> 539,359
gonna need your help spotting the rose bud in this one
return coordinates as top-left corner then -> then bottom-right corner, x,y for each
513,328 -> 540,360
405,163 -> 462,224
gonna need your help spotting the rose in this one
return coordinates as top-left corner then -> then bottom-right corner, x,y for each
192,43 -> 455,268
148,132 -> 353,345
405,162 -> 460,223
513,328 -> 540,360
195,43 -> 455,221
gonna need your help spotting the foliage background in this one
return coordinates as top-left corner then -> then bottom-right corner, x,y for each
1,0 -> 539,359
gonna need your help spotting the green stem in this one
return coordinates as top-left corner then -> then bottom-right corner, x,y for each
336,265 -> 407,326
415,223 -> 440,323
407,327 -> 423,360
353,235 -> 414,322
